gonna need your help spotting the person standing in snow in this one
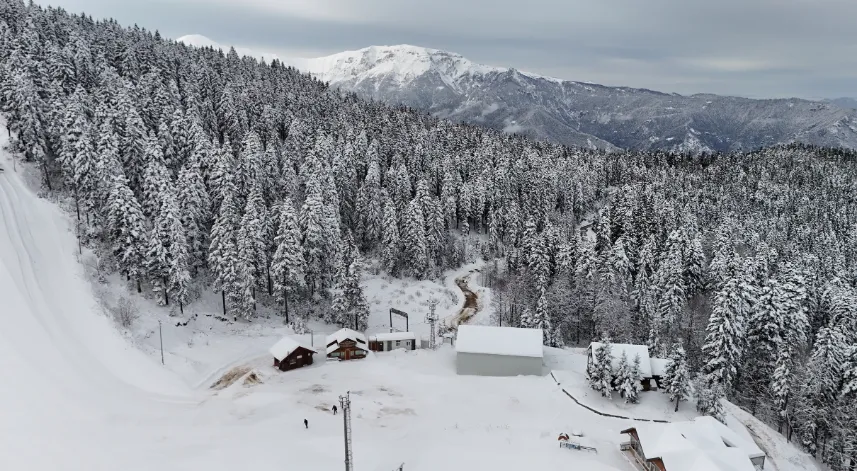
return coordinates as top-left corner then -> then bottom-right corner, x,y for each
332,405 -> 338,415
304,418 -> 308,429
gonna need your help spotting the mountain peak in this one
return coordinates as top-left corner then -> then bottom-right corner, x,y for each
294,44 -> 508,85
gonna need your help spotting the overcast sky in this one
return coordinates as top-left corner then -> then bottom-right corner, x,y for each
36,0 -> 857,99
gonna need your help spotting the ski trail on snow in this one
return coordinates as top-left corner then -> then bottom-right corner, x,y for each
0,150 -> 193,405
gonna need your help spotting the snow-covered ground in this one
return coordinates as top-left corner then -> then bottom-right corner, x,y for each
0,135 -> 823,471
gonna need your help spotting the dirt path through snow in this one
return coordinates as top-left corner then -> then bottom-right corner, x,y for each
445,269 -> 480,329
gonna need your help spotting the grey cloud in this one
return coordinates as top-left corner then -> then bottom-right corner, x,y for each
36,0 -> 857,98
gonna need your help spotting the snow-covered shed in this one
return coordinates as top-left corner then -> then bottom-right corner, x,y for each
455,325 -> 544,376
269,336 -> 317,371
326,328 -> 368,361
368,332 -> 417,352
620,416 -> 766,471
587,342 -> 668,390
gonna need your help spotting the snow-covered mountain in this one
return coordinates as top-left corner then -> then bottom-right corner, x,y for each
295,45 -> 857,152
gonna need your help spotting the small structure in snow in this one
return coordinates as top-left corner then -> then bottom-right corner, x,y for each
326,328 -> 368,361
455,325 -> 544,376
587,342 -> 667,390
620,416 -> 766,471
368,332 -> 417,352
269,336 -> 317,371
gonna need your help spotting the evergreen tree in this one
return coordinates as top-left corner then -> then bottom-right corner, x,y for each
664,345 -> 691,411
145,192 -> 172,305
589,334 -> 615,399
235,186 -> 267,318
167,197 -> 190,313
401,198 -> 428,278
381,193 -> 400,275
331,235 -> 369,330
300,178 -> 326,297
270,198 -> 305,322
702,264 -> 745,389
176,161 -> 210,270
106,172 -> 147,290
208,180 -> 240,314
617,351 -> 640,403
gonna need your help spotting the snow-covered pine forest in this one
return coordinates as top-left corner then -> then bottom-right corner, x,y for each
2,1 -> 857,468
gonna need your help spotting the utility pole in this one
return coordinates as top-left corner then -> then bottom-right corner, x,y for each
158,320 -> 164,365
340,391 -> 353,471
425,299 -> 439,350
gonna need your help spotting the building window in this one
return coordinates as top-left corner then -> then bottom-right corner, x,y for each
396,340 -> 401,346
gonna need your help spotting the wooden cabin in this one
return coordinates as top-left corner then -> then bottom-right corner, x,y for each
269,336 -> 317,372
368,332 -> 417,352
326,328 -> 369,361
620,417 -> 765,471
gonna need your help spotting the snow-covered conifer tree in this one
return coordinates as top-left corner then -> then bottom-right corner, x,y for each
664,345 -> 690,411
381,193 -> 400,275
208,178 -> 240,314
270,198 -> 305,322
589,334 -> 615,399
401,198 -> 428,278
702,264 -> 745,389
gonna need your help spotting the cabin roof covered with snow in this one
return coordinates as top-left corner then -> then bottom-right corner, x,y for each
269,336 -> 316,361
623,416 -> 763,471
650,357 -> 670,377
369,332 -> 416,342
325,328 -> 367,354
455,325 -> 543,358
589,342 -> 653,377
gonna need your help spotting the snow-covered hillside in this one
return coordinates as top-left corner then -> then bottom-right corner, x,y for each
1,138 -> 821,470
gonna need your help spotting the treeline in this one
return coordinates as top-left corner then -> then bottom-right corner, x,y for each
1,0 -> 857,467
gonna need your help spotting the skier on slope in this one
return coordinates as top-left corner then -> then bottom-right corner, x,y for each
332,405 -> 338,415
304,418 -> 308,429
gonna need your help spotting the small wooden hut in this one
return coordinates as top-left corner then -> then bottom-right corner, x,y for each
270,336 -> 317,371
326,328 -> 369,361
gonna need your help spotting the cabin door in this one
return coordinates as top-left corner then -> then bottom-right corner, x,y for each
344,349 -> 350,360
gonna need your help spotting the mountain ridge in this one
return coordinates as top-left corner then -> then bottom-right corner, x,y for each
178,36 -> 857,152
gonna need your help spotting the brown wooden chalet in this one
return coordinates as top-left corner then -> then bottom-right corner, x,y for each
326,328 -> 369,361
269,336 -> 317,371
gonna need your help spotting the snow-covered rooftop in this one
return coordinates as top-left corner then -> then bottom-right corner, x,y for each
650,358 -> 670,377
455,325 -> 543,358
325,328 -> 368,354
589,342 -> 653,377
626,416 -> 764,471
269,336 -> 316,361
369,332 -> 416,342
